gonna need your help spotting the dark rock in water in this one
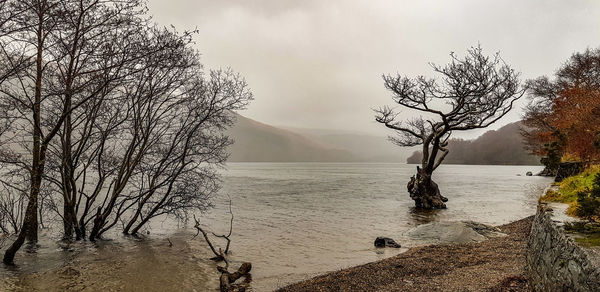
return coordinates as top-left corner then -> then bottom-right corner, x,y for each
555,162 -> 583,182
537,165 -> 557,177
374,237 -> 401,248
526,171 -> 533,176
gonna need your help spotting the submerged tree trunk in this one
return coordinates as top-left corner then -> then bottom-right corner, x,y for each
4,14 -> 47,263
3,186 -> 38,264
407,167 -> 448,209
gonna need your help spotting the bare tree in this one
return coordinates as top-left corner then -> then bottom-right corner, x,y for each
42,0 -> 148,240
121,69 -> 249,236
0,0 -> 66,264
0,0 -> 251,264
376,46 -> 524,209
0,178 -> 27,234
77,29 -> 251,241
0,0 -> 148,264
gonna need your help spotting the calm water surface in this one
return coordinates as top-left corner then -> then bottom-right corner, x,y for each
203,163 -> 552,291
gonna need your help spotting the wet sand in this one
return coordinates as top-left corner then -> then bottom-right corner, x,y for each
278,216 -> 533,292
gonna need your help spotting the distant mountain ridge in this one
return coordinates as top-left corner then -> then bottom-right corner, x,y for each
227,115 -> 539,164
406,122 -> 540,165
286,128 -> 413,163
226,114 -> 413,162
226,114 -> 359,162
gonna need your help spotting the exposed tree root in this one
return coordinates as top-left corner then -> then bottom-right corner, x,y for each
407,167 -> 448,209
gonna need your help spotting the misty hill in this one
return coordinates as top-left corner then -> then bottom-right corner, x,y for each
227,115 -> 361,162
286,128 -> 414,163
406,122 -> 540,165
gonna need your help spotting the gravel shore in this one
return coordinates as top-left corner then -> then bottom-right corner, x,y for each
278,216 -> 533,292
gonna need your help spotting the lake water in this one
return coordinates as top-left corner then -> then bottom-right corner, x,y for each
200,163 -> 552,291
0,163 -> 552,291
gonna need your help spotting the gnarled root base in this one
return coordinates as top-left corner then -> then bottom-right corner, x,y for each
407,168 -> 448,209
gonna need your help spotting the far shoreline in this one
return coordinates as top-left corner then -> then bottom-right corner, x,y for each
225,161 -> 543,166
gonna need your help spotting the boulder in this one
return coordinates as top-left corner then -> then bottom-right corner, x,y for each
406,221 -> 506,245
537,165 -> 557,177
374,237 -> 401,248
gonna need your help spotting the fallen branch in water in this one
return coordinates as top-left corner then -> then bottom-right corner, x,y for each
193,197 -> 252,291
193,197 -> 234,261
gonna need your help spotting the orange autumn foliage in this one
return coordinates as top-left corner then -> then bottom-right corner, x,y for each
553,87 -> 600,161
523,48 -> 600,163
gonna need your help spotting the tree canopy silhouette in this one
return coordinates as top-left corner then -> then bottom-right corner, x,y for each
376,46 -> 524,209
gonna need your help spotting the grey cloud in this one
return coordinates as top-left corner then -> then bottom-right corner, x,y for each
148,0 -> 600,138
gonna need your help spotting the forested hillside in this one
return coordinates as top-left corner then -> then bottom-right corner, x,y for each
407,122 -> 539,165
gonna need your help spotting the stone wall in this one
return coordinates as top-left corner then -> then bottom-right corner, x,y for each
526,203 -> 600,291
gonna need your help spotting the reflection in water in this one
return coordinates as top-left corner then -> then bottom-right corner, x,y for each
408,207 -> 442,225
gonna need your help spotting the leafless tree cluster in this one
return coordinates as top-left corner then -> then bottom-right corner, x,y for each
376,46 -> 524,209
0,0 -> 252,264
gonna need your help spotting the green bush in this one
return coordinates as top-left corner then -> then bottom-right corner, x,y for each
539,165 -> 600,218
575,173 -> 600,219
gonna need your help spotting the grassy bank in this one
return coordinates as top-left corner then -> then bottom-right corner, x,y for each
540,165 -> 600,217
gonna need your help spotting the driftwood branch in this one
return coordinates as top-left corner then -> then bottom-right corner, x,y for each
211,196 -> 233,254
193,214 -> 225,261
218,262 -> 252,292
193,196 -> 234,261
192,197 -> 252,291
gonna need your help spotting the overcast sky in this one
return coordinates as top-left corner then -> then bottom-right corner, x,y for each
148,0 -> 600,138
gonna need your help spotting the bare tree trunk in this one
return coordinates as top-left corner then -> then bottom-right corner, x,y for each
62,202 -> 73,239
77,217 -> 86,239
122,210 -> 140,234
2,227 -> 25,265
24,174 -> 40,242
62,202 -> 80,240
3,180 -> 39,264
407,167 -> 447,209
22,8 -> 46,243
89,207 -> 104,241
